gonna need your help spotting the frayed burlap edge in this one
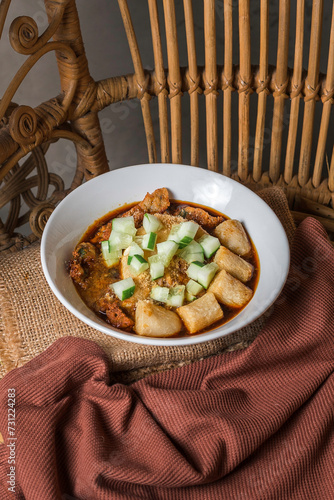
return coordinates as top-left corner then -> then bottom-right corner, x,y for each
0,280 -> 28,377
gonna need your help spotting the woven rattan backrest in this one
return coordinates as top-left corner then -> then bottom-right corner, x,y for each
0,0 -> 333,251
117,0 -> 334,202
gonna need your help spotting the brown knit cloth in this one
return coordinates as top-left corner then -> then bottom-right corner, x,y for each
0,216 -> 333,499
0,188 -> 295,382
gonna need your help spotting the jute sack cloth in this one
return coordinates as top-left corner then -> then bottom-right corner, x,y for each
0,188 -> 295,382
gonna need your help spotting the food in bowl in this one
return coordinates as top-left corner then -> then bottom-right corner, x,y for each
68,187 -> 259,338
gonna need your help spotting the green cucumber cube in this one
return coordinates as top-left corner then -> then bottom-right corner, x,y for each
179,240 -> 204,263
112,216 -> 136,236
198,234 -> 220,259
129,254 -> 149,275
178,236 -> 193,248
197,262 -> 219,289
109,231 -> 133,251
177,221 -> 199,248
182,252 -> 204,264
142,232 -> 157,251
110,277 -> 136,301
166,285 -> 185,307
143,213 -> 163,233
101,240 -> 111,258
148,254 -> 164,265
186,279 -> 204,296
151,286 -> 169,303
187,261 -> 205,281
150,261 -> 165,280
127,241 -> 144,264
167,224 -> 181,244
157,240 -> 179,266
104,256 -> 121,268
101,241 -> 122,267
186,291 -> 197,302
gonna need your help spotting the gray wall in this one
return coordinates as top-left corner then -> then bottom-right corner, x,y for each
0,1 -> 333,193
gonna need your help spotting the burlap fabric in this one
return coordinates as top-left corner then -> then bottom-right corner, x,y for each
0,188 -> 295,382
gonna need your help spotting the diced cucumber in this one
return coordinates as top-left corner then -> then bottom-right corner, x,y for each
110,277 -> 135,301
112,216 -> 136,236
151,286 -> 169,303
183,252 -> 205,264
177,221 -> 199,248
187,261 -> 205,281
142,232 -> 157,251
129,254 -> 149,275
197,262 -> 219,289
181,239 -> 203,253
167,285 -> 185,307
148,254 -> 164,265
186,279 -> 204,296
179,236 -> 193,248
109,231 -> 133,251
198,234 -> 220,259
157,240 -> 179,265
104,256 -> 121,268
101,240 -> 110,255
150,261 -> 165,280
127,241 -> 144,264
101,241 -> 122,267
143,213 -> 163,233
167,221 -> 199,248
167,225 -> 181,244
179,240 -> 204,263
148,254 -> 165,279
128,241 -> 144,254
186,291 -> 197,302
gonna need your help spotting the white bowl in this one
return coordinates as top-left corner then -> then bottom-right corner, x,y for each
41,163 -> 290,346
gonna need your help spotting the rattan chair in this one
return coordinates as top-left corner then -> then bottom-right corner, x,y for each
0,0 -> 333,253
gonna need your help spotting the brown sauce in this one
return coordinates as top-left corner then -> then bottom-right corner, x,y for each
70,200 -> 260,337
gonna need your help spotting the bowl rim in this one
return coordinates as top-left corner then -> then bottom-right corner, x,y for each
41,163 -> 290,346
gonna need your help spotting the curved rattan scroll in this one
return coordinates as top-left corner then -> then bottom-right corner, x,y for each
9,0 -> 69,56
0,0 -> 109,251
